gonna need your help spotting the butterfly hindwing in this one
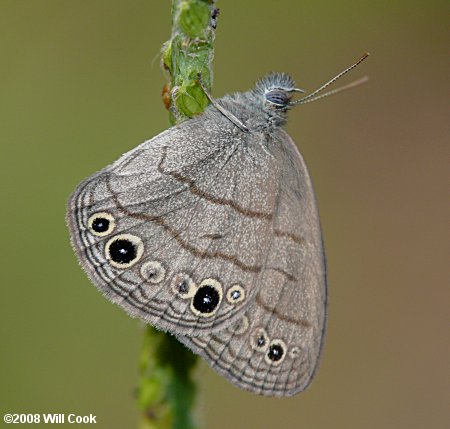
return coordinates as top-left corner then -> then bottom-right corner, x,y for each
177,130 -> 327,396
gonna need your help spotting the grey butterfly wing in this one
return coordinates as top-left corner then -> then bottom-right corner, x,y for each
66,117 -> 280,336
177,129 -> 327,396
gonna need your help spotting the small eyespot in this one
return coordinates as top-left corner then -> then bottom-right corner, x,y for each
251,327 -> 269,352
233,316 -> 249,335
289,346 -> 300,359
226,284 -> 246,304
88,212 -> 115,236
265,339 -> 287,366
190,278 -> 223,317
140,261 -> 166,284
171,272 -> 197,298
105,234 -> 144,268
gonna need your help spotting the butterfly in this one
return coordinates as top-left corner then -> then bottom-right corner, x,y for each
67,54 -> 368,396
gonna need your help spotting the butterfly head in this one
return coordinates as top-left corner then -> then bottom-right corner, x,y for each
244,73 -> 304,129
254,73 -> 304,111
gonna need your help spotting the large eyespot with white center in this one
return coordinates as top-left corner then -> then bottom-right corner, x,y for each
140,261 -> 166,284
190,278 -> 223,317
105,234 -> 144,268
226,284 -> 246,304
265,339 -> 287,366
251,327 -> 269,352
88,212 -> 115,237
171,272 -> 197,299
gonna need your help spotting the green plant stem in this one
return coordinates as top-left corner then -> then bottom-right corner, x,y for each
137,328 -> 199,429
163,0 -> 216,122
137,1 -> 217,428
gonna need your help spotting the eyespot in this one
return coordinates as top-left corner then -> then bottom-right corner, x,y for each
171,272 -> 197,299
233,316 -> 249,335
140,261 -> 166,284
251,327 -> 269,352
265,339 -> 287,366
88,212 -> 116,236
226,284 -> 246,304
105,234 -> 144,268
289,346 -> 300,359
190,278 -> 223,317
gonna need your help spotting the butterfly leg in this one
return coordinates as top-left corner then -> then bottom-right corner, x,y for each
197,73 -> 249,133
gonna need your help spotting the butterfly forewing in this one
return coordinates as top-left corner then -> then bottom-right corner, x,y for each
67,118 -> 280,336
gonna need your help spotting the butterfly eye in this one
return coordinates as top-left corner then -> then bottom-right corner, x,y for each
251,328 -> 269,352
88,212 -> 116,236
265,89 -> 290,108
190,279 -> 223,317
140,261 -> 166,284
265,339 -> 287,366
171,273 -> 197,298
105,234 -> 144,268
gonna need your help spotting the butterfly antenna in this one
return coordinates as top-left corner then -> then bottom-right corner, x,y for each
291,52 -> 370,106
297,76 -> 369,104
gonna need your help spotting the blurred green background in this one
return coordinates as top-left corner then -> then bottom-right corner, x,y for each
0,1 -> 448,428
